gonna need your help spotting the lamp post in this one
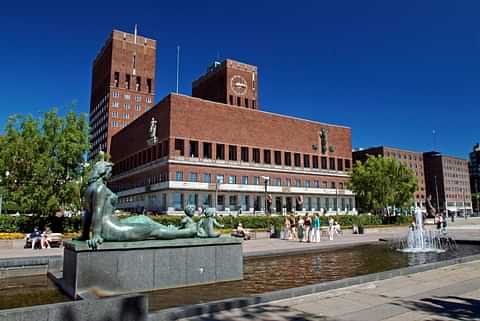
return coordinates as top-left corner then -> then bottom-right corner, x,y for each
262,176 -> 270,214
0,171 -> 10,216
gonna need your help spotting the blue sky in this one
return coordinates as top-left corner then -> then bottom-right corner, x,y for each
0,0 -> 479,158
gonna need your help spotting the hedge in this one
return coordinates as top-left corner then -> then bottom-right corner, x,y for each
0,213 -> 412,234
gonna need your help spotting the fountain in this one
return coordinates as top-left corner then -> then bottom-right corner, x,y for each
398,208 -> 455,253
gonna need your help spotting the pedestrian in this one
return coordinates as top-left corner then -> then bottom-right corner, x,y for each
303,214 -> 311,242
312,213 -> 321,242
290,216 -> 297,240
328,217 -> 335,240
30,227 -> 43,250
283,216 -> 291,240
297,215 -> 304,242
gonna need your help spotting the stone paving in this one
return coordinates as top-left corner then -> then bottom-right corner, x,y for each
180,260 -> 480,321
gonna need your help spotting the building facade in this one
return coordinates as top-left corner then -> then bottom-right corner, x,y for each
423,151 -> 472,215
352,146 -> 427,209
469,143 -> 480,213
89,29 -> 156,160
109,81 -> 355,214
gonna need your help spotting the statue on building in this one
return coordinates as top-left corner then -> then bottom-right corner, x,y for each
78,153 -> 214,250
320,128 -> 328,154
426,194 -> 437,217
148,117 -> 158,145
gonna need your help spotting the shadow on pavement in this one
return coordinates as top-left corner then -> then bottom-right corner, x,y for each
394,296 -> 480,321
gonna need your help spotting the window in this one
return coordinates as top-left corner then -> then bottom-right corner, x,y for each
189,141 -> 199,157
216,175 -> 224,184
126,74 -> 131,89
245,98 -> 249,108
229,145 -> 237,161
123,113 -> 130,119
252,148 -> 260,163
203,173 -> 211,183
113,91 -> 120,98
345,159 -> 351,169
252,100 -> 256,109
124,103 -> 130,110
112,101 -> 119,108
146,97 -> 152,103
114,72 -> 119,87
321,157 -> 327,169
253,176 -> 260,185
229,195 -> 238,207
228,175 -> 236,184
294,153 -> 301,167
274,151 -> 282,165
175,171 -> 183,181
241,147 -> 249,162
286,178 -> 292,186
331,182 -> 336,189
303,154 -> 310,168
216,144 -> 225,160
112,111 -> 118,117
313,155 -> 319,169
275,178 -> 281,186
135,104 -> 141,111
175,139 -> 184,156
147,78 -> 152,93
337,159 -> 344,171
203,142 -> 212,159
264,150 -> 271,164
112,121 -> 119,127
242,176 -> 249,184
237,97 -> 241,106
295,179 -> 301,187
304,180 -> 311,188
284,152 -> 291,166
314,180 -> 320,188
329,157 -> 336,170
136,76 -> 141,91
134,95 -> 141,102
229,95 -> 233,105
190,172 -> 198,182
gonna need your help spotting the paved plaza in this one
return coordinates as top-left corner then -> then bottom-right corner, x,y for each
180,260 -> 480,321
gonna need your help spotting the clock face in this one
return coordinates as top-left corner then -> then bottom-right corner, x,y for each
230,75 -> 248,96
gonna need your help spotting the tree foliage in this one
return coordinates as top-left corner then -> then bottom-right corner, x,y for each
0,108 -> 89,215
348,155 -> 418,214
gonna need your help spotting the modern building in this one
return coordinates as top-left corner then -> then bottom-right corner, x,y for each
423,151 -> 472,215
352,146 -> 427,209
108,59 -> 355,215
89,29 -> 156,160
469,143 -> 480,213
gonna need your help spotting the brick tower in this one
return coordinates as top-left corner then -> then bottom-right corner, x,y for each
89,28 -> 156,160
192,59 -> 258,109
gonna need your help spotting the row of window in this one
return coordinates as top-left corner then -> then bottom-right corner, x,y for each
228,95 -> 256,109
174,171 -> 345,189
113,72 -> 153,93
174,139 -> 351,171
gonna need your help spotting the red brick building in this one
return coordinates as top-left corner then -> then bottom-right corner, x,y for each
108,60 -> 355,214
353,146 -> 427,210
424,151 -> 472,215
89,29 -> 156,160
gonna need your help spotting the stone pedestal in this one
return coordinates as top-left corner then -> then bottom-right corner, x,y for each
52,237 -> 243,299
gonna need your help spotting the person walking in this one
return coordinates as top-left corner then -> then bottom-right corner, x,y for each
290,216 -> 297,240
312,213 -> 321,242
297,215 -> 304,242
328,217 -> 335,240
303,214 -> 311,242
283,216 -> 291,240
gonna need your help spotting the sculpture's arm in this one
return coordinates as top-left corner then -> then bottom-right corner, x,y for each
87,185 -> 106,250
213,219 -> 224,228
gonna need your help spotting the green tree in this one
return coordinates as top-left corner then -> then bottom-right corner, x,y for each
0,108 -> 89,215
348,155 -> 418,214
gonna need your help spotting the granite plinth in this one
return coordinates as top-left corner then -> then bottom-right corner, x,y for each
55,236 -> 243,299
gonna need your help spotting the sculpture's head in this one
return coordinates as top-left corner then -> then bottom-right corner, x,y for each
88,152 -> 113,184
204,207 -> 215,217
184,204 -> 195,217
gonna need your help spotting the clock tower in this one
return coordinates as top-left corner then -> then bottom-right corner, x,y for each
192,59 -> 259,109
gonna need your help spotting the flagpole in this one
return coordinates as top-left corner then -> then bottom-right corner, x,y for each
176,45 -> 180,93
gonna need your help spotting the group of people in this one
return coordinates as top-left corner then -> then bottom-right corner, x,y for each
435,213 -> 448,232
29,226 -> 52,249
282,214 -> 341,242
